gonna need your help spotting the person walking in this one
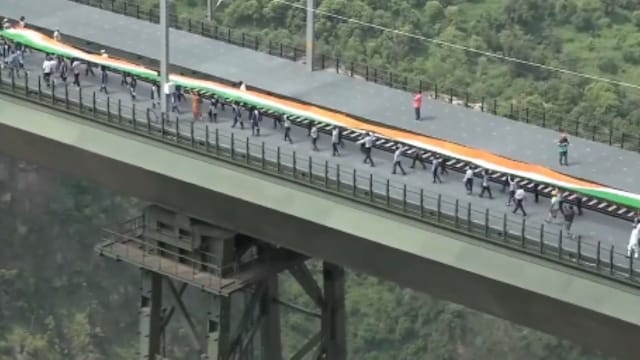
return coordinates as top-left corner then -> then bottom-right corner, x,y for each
506,175 -> 517,206
331,127 -> 340,156
431,157 -> 443,184
512,187 -> 527,216
545,194 -> 560,223
42,55 -> 54,88
99,63 -> 108,94
410,150 -> 427,170
558,134 -> 570,166
413,90 -> 423,120
310,124 -> 319,150
231,103 -> 244,129
53,29 -> 62,42
71,58 -> 81,87
129,76 -> 137,101
392,146 -> 407,175
439,156 -> 449,176
478,169 -> 493,199
563,205 -> 576,239
251,107 -> 261,136
628,224 -> 640,259
357,132 -> 375,167
283,116 -> 293,143
633,210 -> 640,228
208,97 -> 219,122
463,166 -> 474,195
58,57 -> 68,83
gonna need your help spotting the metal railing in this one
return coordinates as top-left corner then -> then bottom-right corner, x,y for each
0,65 -> 638,288
66,0 -> 640,153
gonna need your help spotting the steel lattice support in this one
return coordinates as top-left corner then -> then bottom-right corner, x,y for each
321,262 -> 346,360
139,270 -> 163,360
206,296 -> 232,360
261,275 -> 282,360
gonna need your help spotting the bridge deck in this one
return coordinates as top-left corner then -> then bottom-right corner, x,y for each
2,0 -> 640,196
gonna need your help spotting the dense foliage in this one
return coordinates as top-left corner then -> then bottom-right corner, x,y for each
0,0 -> 631,358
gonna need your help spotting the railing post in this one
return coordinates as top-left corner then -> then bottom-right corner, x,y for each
493,99 -> 497,115
385,179 -> 390,207
502,214 -> 507,241
92,91 -> 96,114
352,169 -> 357,197
454,199 -> 459,227
268,39 -> 272,55
420,189 -> 424,218
10,68 -> 15,90
369,174 -> 374,202
484,209 -> 489,237
520,218 -> 526,247
630,252 -> 634,279
436,194 -> 441,221
539,224 -> 544,253
262,143 -> 266,169
596,241 -> 601,270
37,76 -> 42,100
191,122 -> 195,146
621,132 -> 626,148
205,125 -> 210,151
293,151 -> 297,177
215,128 -> 220,153
132,103 -> 136,124
542,111 -> 546,128
609,245 -> 614,274
78,87 -> 83,112
308,156 -> 312,183
51,80 -> 56,104
64,83 -> 69,109
448,89 -> 453,103
466,202 -> 471,231
107,97 -> 111,121
117,98 -> 121,123
324,160 -> 328,187
245,137 -> 250,164
434,83 -> 438,99
481,97 -> 485,112
402,184 -> 407,212
525,107 -> 529,123
276,147 -> 281,172
24,72 -> 29,96
336,164 -> 341,191
231,133 -> 235,159
558,231 -> 563,259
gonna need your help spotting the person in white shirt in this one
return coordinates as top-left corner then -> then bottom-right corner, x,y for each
357,132 -> 375,167
392,146 -> 407,175
627,224 -> 639,259
310,125 -> 319,151
463,166 -> 474,195
512,187 -> 527,216
42,56 -> 56,87
53,29 -> 62,42
331,127 -> 340,156
239,81 -> 247,91
506,175 -> 517,206
283,116 -> 292,143
478,169 -> 492,199
545,195 -> 560,223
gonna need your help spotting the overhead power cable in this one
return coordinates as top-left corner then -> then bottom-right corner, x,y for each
272,0 -> 640,91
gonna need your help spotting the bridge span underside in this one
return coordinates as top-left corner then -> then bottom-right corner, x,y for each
0,94 -> 638,359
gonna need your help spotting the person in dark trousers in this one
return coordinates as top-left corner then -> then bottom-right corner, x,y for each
171,92 -> 181,113
463,166 -> 474,195
283,116 -> 293,143
99,64 -> 108,94
410,150 -> 427,170
479,169 -> 493,199
121,72 -> 129,87
71,58 -> 81,87
251,107 -> 261,136
208,97 -> 218,122
331,127 -> 340,156
307,120 -> 313,137
392,146 -> 407,175
58,57 -> 68,83
273,115 -> 282,129
357,132 -> 375,167
506,175 -> 517,206
431,157 -> 442,184
129,76 -> 137,101
413,90 -> 423,120
231,103 -> 244,128
338,126 -> 345,148
310,125 -> 319,151
557,191 -> 567,215
512,187 -> 527,216
558,133 -> 569,166
534,183 -> 541,203
563,205 -> 576,239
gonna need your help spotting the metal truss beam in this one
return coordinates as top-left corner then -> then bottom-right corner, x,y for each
260,275 -> 282,360
289,264 -> 324,308
167,280 -> 202,352
206,296 -> 232,360
321,262 -> 346,360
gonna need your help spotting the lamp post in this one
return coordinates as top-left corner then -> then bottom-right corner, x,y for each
306,0 -> 315,72
160,0 -> 170,116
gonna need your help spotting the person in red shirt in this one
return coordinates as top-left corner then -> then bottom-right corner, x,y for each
413,91 -> 423,120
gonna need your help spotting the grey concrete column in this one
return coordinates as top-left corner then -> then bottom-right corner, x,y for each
306,0 -> 315,72
260,276 -> 282,360
322,262 -> 346,360
206,296 -> 231,360
139,270 -> 163,360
